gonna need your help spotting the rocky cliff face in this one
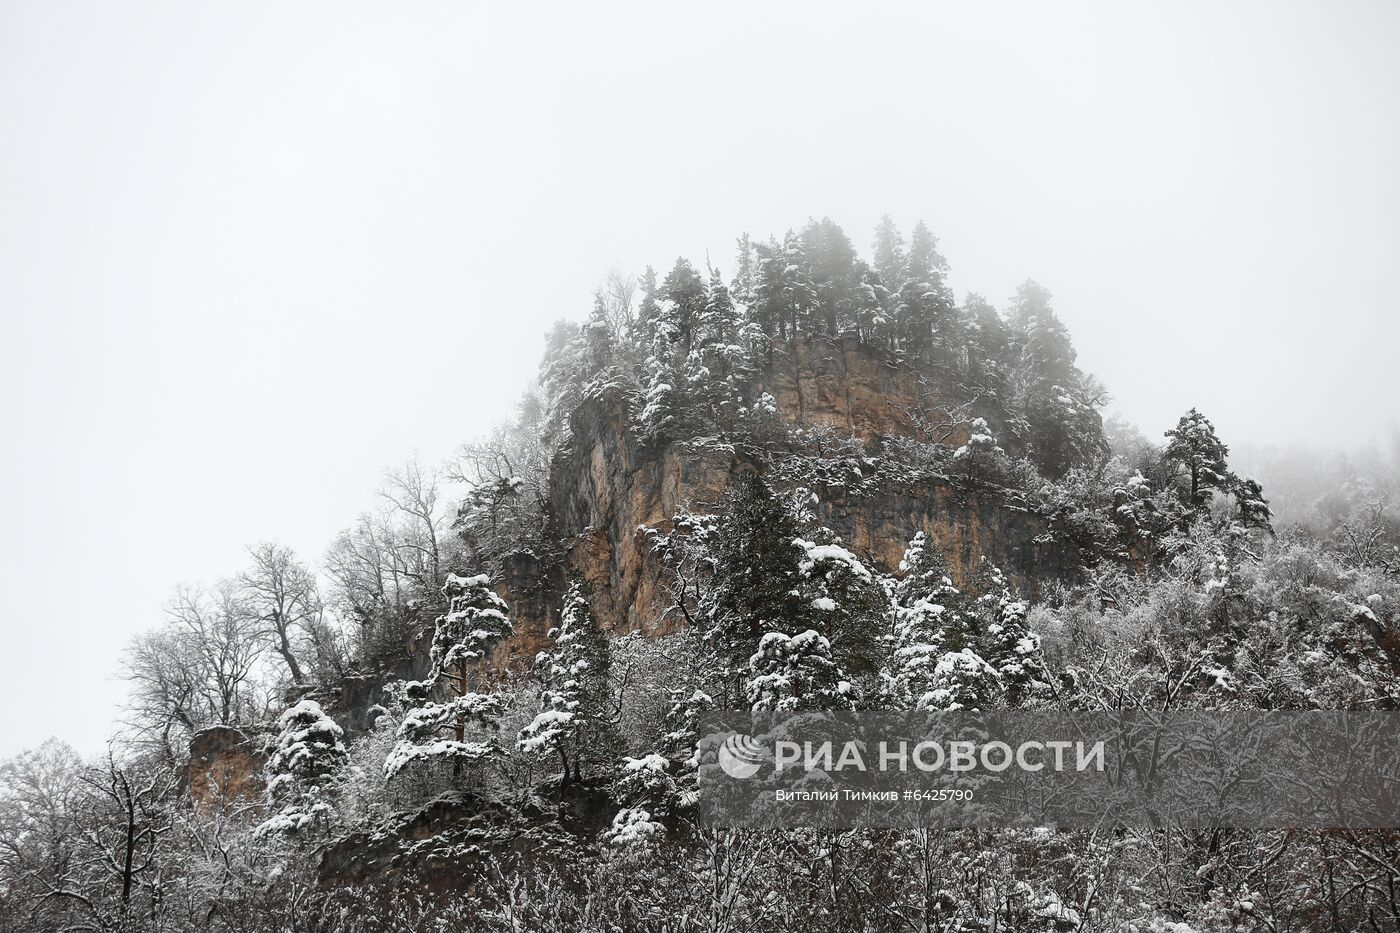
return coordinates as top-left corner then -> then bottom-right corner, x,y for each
186,726 -> 266,812
750,334 -> 1008,447
496,335 -> 1069,665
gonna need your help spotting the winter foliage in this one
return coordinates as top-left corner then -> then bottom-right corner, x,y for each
3,217 -> 1397,932
384,573 -> 513,781
256,699 -> 348,838
517,580 -> 621,783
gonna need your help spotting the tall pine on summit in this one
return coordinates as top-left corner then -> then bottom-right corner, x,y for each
1163,408 -> 1232,509
1008,280 -> 1108,477
897,221 -> 958,357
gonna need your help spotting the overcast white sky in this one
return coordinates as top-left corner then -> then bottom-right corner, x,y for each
2,1 -> 1397,758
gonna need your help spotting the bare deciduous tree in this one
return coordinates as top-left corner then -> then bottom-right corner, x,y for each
240,542 -> 321,684
71,753 -> 177,923
380,457 -> 446,591
126,583 -> 265,747
449,397 -> 551,571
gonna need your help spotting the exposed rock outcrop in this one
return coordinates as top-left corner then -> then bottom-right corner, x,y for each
752,334 -> 1012,448
494,335 -> 1071,662
186,726 -> 266,812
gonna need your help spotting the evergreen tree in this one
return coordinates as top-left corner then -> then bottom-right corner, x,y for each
895,531 -> 956,606
850,260 -> 889,345
747,629 -> 854,711
701,473 -> 814,690
700,267 -> 739,349
693,266 -> 750,420
793,532 -> 887,682
659,258 -> 706,354
918,554 -> 1008,700
750,234 -> 815,342
885,533 -> 966,708
921,649 -> 1002,711
963,292 -> 1011,383
1008,280 -> 1108,477
632,265 -> 661,348
1162,408 -> 1232,509
386,574 -> 512,780
731,232 -> 757,310
1110,470 -> 1168,557
800,217 -> 858,335
953,417 -> 1007,488
1233,476 -> 1274,533
970,564 -> 1047,707
780,230 -> 817,337
884,537 -> 963,706
905,221 -> 943,285
1014,282 -> 1075,376
584,291 -> 616,375
538,319 -> 588,447
885,601 -> 953,709
518,580 -> 622,786
871,215 -> 906,308
749,236 -> 785,340
671,474 -> 887,709
886,544 -> 1047,711
256,699 -> 348,838
896,221 -> 957,356
637,340 -> 688,444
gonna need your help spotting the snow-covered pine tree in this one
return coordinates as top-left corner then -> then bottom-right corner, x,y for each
953,417 -> 1007,488
747,629 -> 854,711
697,472 -> 815,697
1233,476 -> 1274,533
1163,407 -> 1233,510
851,260 -> 890,346
1008,280 -> 1108,477
698,267 -> 740,361
659,257 -> 706,356
637,337 -> 688,445
888,548 -> 1048,711
749,234 -> 807,342
978,576 -> 1048,707
539,319 -> 590,448
1110,470 -> 1164,558
793,533 -> 887,684
885,599 -> 950,709
964,561 -> 1048,707
385,573 -> 512,780
256,699 -> 348,838
631,264 -> 661,349
871,215 -> 907,324
897,221 -> 958,357
962,292 -> 1012,385
673,474 -> 889,708
691,266 -> 750,421
731,233 -> 757,309
800,217 -> 858,336
895,531 -> 952,604
780,230 -> 817,338
920,648 -> 1002,711
584,291 -> 616,375
518,580 -> 622,786
886,533 -> 959,708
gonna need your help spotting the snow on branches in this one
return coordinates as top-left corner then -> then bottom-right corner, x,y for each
257,699 -> 347,838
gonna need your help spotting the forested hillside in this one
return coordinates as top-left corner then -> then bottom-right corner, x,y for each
3,218 -> 1398,933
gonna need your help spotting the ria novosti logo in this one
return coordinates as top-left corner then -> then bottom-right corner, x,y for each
713,732 -> 1106,780
717,734 -> 766,779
